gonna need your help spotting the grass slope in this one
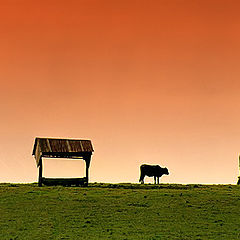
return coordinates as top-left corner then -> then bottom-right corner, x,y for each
0,183 -> 240,240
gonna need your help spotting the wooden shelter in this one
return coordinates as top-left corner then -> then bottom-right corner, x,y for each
32,137 -> 94,187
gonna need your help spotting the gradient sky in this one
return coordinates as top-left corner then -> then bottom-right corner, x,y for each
1,0 -> 240,184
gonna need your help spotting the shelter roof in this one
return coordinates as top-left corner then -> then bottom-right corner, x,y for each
32,137 -> 94,156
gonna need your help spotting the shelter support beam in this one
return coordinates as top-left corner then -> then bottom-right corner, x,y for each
238,156 -> 240,185
38,157 -> 43,187
83,154 -> 91,186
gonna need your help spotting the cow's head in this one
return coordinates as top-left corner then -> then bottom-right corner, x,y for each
163,167 -> 169,175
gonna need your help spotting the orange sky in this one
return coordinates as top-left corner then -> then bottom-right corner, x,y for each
1,0 -> 240,184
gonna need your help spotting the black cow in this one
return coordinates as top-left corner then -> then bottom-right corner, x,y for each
139,164 -> 169,184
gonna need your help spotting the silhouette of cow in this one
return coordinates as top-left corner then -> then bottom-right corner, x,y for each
139,164 -> 169,184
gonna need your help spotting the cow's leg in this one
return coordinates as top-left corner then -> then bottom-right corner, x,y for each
139,174 -> 145,184
154,176 -> 156,184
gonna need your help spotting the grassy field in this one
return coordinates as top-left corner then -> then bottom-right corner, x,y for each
0,183 -> 240,240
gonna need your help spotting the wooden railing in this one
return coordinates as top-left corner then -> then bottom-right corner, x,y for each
41,177 -> 88,187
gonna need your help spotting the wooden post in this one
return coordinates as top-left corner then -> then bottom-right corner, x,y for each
238,155 -> 240,185
237,155 -> 240,185
38,157 -> 43,187
84,154 -> 91,186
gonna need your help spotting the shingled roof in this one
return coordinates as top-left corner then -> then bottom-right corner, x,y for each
32,137 -> 94,166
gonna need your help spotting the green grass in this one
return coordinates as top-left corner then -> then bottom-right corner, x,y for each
0,183 -> 240,239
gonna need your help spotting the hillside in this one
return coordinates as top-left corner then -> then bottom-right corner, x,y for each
0,183 -> 240,239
